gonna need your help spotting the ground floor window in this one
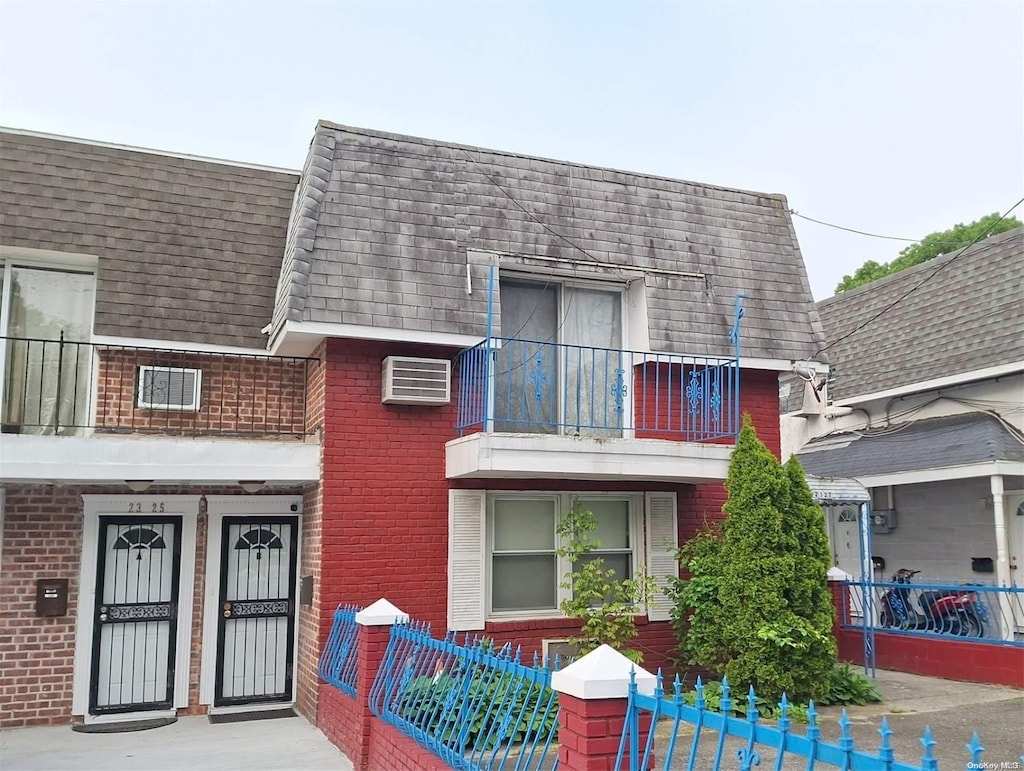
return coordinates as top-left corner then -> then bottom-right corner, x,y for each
447,488 -> 678,630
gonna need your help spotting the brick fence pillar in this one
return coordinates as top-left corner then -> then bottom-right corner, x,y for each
550,644 -> 657,770
353,598 -> 408,771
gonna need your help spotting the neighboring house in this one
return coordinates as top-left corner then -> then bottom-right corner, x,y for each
783,227 -> 1024,636
0,122 -> 828,729
0,130 -> 319,727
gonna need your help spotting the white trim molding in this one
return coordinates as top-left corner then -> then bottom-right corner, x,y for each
0,244 -> 99,269
446,433 -> 732,483
852,460 -> 1023,489
91,334 -> 282,358
199,495 -> 303,709
833,362 -> 1024,407
0,434 -> 320,484
72,495 -> 201,721
270,319 -> 484,357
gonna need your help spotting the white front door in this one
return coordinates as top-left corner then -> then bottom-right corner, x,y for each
214,516 -> 298,706
1007,492 -> 1024,634
90,517 -> 181,714
828,505 -> 866,618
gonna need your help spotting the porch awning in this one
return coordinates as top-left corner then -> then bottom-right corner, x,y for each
797,413 -> 1024,479
804,474 -> 870,505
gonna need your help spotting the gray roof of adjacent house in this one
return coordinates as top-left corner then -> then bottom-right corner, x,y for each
797,413 -> 1024,478
816,227 -> 1024,402
271,121 -> 827,361
0,130 -> 299,349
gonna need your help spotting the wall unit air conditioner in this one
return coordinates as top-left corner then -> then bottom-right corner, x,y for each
541,639 -> 579,665
381,357 -> 451,405
137,365 -> 202,411
871,509 -> 897,534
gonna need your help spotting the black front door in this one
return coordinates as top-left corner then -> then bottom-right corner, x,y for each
90,516 -> 182,714
214,516 -> 298,706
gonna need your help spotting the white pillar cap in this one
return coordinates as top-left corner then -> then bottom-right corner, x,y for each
550,644 -> 657,700
355,598 -> 410,626
827,566 -> 853,582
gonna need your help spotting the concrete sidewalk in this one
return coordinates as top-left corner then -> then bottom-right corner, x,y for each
0,713 -> 354,771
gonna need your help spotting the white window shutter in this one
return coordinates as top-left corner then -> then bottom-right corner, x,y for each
448,489 -> 487,631
644,492 -> 678,622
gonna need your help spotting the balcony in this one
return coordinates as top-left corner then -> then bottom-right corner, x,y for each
0,336 -> 320,485
447,337 -> 739,482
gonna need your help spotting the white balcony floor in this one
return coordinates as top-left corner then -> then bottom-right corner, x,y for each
446,432 -> 733,483
0,433 -> 320,485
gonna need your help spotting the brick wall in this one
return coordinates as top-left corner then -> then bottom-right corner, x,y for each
0,485 -> 82,727
0,483 -> 305,728
295,342 -> 327,723
316,339 -> 782,682
94,349 -> 309,437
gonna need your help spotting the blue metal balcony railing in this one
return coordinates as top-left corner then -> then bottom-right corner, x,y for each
455,338 -> 741,441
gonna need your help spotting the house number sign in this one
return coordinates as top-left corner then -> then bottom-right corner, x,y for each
126,501 -> 167,513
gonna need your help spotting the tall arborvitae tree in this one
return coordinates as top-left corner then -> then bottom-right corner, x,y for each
670,417 -> 836,704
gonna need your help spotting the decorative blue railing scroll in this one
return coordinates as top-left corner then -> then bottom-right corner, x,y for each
318,604 -> 360,696
369,621 -> 561,770
616,671 -> 1011,771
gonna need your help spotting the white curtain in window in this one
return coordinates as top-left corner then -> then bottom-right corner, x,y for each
563,287 -> 622,436
3,267 -> 95,435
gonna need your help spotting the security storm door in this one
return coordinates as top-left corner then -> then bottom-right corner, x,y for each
215,516 -> 298,706
90,516 -> 182,714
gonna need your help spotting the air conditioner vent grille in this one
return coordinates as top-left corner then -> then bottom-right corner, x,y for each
382,357 -> 451,405
137,366 -> 202,411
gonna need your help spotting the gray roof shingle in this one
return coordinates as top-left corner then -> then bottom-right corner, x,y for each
271,122 -> 827,361
797,413 -> 1024,477
0,131 -> 299,349
816,227 -> 1024,401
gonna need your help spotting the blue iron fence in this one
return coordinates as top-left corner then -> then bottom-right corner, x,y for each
369,621 -> 561,770
318,604 -> 360,696
455,338 -> 740,441
839,579 -> 1023,645
617,672 -> 1008,771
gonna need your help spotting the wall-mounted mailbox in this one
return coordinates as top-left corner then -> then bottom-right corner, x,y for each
971,557 -> 994,574
299,576 -> 313,606
36,578 -> 69,617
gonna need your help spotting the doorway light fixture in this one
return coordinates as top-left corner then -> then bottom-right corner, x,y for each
238,480 -> 266,493
125,480 -> 153,493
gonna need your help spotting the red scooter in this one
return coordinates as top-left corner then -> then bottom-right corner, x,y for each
878,568 -> 986,637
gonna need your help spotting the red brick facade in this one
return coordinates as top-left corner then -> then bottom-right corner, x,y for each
312,339 -> 783,676
95,349 -> 309,437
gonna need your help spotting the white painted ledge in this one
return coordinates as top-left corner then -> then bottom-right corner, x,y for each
446,433 -> 733,483
356,598 -> 410,627
0,434 -> 320,484
550,644 -> 657,700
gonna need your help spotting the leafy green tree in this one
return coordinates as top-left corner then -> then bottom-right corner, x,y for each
556,504 -> 655,664
835,213 -> 1021,293
668,417 -> 836,703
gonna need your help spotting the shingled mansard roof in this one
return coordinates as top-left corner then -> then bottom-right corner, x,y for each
799,413 -> 1024,478
816,226 -> 1024,402
270,121 -> 827,363
0,129 -> 298,349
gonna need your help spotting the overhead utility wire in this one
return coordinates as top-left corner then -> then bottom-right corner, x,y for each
812,197 -> 1024,358
788,210 -> 1017,248
788,211 -> 924,243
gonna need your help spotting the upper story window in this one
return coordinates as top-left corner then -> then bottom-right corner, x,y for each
496,279 -> 624,436
1,256 -> 97,434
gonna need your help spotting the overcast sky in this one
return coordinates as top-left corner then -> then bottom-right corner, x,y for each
1,0 -> 1021,300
